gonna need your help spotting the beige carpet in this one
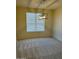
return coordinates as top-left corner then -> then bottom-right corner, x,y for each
16,38 -> 62,59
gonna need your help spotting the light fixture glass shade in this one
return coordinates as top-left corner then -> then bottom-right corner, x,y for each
37,13 -> 46,20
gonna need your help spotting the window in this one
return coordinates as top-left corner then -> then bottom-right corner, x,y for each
26,12 -> 46,32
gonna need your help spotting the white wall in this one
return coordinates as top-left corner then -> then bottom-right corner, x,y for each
53,6 -> 62,41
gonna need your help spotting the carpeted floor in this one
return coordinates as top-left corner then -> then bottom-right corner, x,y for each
16,38 -> 62,59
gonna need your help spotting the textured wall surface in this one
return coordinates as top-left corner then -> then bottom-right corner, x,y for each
16,7 -> 53,40
52,6 -> 62,41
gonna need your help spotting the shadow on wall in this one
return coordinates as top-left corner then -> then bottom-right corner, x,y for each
16,7 -> 53,40
52,6 -> 62,41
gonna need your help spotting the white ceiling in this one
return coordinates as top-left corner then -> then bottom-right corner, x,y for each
16,0 -> 61,9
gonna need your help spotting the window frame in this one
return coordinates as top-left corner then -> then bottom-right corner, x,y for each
26,12 -> 47,32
